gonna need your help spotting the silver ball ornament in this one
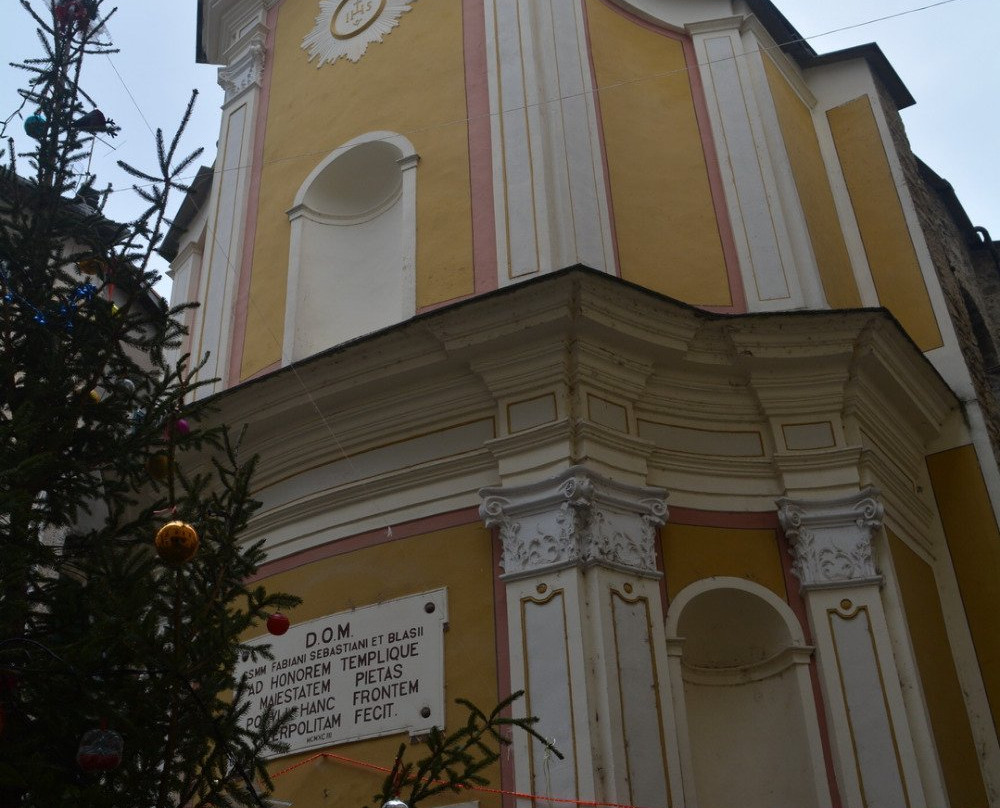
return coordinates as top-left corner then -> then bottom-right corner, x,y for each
382,800 -> 409,808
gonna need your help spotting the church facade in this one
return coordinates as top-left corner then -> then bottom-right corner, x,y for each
164,1 -> 1000,805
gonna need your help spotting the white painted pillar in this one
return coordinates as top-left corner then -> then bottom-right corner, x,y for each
687,17 -> 813,313
480,466 -> 687,807
777,488 -> 932,808
189,9 -> 270,396
483,0 -> 615,283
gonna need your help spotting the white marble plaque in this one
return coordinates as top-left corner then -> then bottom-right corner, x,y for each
236,588 -> 448,756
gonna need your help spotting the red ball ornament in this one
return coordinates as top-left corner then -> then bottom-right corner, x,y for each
76,725 -> 123,772
55,0 -> 95,28
267,613 -> 290,636
54,2 -> 73,26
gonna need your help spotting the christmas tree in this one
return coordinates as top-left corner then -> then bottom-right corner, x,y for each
0,2 -> 299,805
0,4 -> 557,808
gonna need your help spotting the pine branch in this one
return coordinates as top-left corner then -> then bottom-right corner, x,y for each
366,693 -> 562,808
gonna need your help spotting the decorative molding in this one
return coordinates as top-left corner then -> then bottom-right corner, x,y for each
479,465 -> 668,578
218,28 -> 267,103
302,0 -> 416,67
777,487 -> 885,590
681,645 -> 814,686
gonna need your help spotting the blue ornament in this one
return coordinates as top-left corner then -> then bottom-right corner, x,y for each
24,114 -> 46,140
33,312 -> 47,325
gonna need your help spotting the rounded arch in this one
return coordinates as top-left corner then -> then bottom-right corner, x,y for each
283,131 -> 418,364
666,575 -> 806,647
665,577 -> 831,808
291,131 -> 418,211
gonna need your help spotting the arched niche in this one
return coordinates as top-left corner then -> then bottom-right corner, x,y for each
666,578 -> 832,808
283,132 -> 418,364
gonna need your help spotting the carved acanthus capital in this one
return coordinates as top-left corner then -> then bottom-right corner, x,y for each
479,466 -> 668,579
218,29 -> 267,104
777,487 -> 884,591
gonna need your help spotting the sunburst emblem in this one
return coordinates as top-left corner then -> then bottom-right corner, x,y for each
302,0 -> 416,67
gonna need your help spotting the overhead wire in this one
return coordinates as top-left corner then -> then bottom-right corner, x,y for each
84,0 -> 970,199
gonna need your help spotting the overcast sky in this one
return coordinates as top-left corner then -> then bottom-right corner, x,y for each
1,0 -> 997,299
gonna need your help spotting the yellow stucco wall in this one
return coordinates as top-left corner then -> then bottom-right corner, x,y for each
827,96 -> 942,350
762,56 -> 861,309
242,1 -> 474,378
256,524 -> 500,808
927,445 -> 1000,740
661,523 -> 786,600
585,0 -> 731,306
887,529 -> 987,807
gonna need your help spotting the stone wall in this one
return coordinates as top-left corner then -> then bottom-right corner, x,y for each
875,82 -> 1000,461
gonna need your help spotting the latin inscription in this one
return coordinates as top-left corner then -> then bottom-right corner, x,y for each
235,589 -> 447,757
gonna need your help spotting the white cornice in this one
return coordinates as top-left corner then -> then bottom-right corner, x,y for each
685,16 -> 745,36
201,0 -> 271,66
199,270 -> 964,557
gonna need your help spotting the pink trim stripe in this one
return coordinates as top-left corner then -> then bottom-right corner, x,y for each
777,520 -> 844,808
668,507 -> 778,530
491,526 -> 516,808
681,35 -> 746,314
227,3 -> 280,388
250,506 -> 481,580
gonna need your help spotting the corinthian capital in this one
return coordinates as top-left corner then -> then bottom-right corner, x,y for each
218,28 -> 267,104
777,487 -> 884,591
479,466 -> 668,579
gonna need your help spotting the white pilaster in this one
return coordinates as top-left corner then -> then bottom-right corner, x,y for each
190,2 -> 271,396
778,488 -> 935,808
687,18 -> 808,312
480,467 -> 686,807
483,0 -> 615,283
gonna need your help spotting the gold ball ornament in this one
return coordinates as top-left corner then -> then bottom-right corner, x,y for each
155,521 -> 199,564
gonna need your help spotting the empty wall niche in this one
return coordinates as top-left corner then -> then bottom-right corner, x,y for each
667,579 -> 831,808
285,132 -> 418,363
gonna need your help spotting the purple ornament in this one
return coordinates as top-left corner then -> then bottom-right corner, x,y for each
165,418 -> 191,439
